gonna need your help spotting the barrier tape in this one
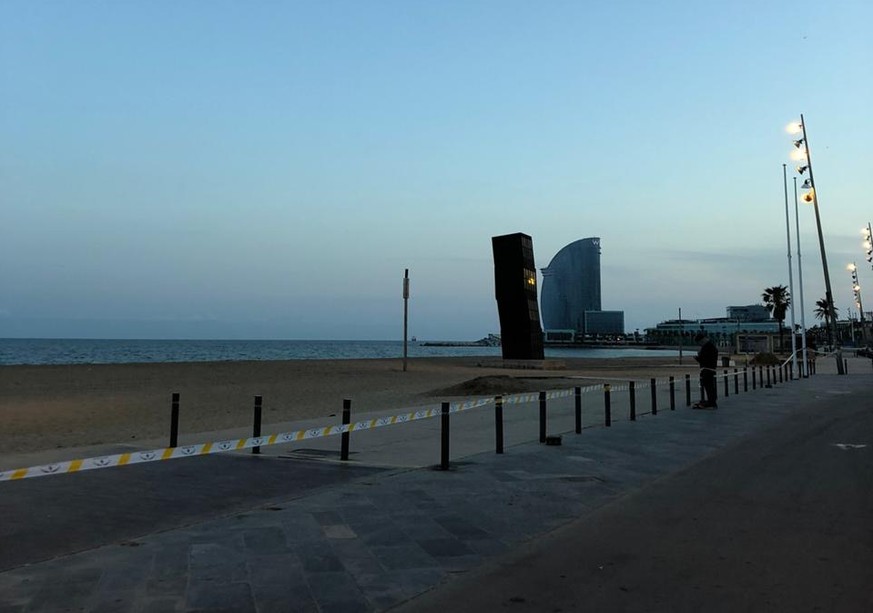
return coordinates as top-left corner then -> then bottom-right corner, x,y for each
0,388 -> 572,482
2,372 -> 765,483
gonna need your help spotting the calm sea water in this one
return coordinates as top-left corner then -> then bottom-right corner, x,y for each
0,338 -> 679,366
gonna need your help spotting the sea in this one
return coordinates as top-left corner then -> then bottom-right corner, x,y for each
0,338 -> 680,366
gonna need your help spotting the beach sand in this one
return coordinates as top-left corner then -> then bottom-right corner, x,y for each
0,356 -> 700,459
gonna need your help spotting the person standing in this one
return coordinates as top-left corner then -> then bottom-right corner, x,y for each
692,331 -> 718,409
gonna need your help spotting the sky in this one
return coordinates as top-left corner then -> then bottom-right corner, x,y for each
1,0 -> 872,341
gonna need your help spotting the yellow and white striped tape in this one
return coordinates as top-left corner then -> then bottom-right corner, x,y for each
0,388 -> 577,482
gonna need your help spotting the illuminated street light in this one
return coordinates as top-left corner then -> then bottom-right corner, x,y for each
788,114 -> 844,374
848,262 -> 867,343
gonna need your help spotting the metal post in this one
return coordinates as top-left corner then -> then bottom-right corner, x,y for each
793,177 -> 810,378
766,366 -> 772,388
252,395 -> 263,455
752,367 -> 757,390
402,269 -> 410,372
604,384 -> 612,427
495,395 -> 504,454
170,392 -> 180,448
650,378 -> 657,416
629,381 -> 636,421
685,374 -> 691,406
783,164 -> 799,381
340,398 -> 351,461
669,377 -> 675,411
574,387 -> 582,433
539,391 -> 547,443
744,367 -> 748,392
723,370 -> 729,398
734,368 -> 739,395
799,114 -> 844,375
440,402 -> 450,470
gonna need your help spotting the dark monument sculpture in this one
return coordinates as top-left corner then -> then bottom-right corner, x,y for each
491,232 -> 545,360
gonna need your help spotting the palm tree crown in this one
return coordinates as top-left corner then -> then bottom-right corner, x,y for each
762,285 -> 791,350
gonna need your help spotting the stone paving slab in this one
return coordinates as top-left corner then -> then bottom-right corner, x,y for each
0,364 -> 869,612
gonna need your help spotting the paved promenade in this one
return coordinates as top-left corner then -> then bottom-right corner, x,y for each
1,357 -> 871,612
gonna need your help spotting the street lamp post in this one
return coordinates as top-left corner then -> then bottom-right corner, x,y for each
782,164 -> 798,378
789,114 -> 845,374
793,178 -> 809,376
848,262 -> 866,344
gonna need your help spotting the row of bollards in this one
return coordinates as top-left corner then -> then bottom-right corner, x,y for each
164,359 -> 812,469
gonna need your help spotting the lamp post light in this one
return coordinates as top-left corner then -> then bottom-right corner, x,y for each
787,115 -> 845,374
848,262 -> 867,344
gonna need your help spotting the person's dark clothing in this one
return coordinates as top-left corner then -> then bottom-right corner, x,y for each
694,338 -> 719,407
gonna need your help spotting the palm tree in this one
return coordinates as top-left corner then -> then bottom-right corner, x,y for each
762,285 -> 791,351
814,297 -> 839,329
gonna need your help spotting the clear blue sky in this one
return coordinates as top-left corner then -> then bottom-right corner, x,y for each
2,0 -> 871,340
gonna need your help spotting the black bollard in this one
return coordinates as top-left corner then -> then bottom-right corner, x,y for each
440,402 -> 450,470
170,392 -> 180,448
629,381 -> 636,421
252,395 -> 263,455
340,398 -> 351,461
723,370 -> 729,398
743,367 -> 748,392
650,378 -> 657,416
752,367 -> 757,390
766,366 -> 772,388
734,368 -> 739,394
669,377 -> 675,410
685,374 -> 691,407
604,384 -> 612,427
574,387 -> 582,433
539,391 -> 547,443
495,395 -> 504,454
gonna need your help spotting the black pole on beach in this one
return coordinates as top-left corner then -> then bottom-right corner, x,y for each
574,387 -> 582,434
734,368 -> 739,395
604,385 -> 612,427
629,381 -> 636,421
685,374 -> 691,407
341,399 -> 351,461
169,392 -> 180,448
440,402 -> 450,470
669,377 -> 675,411
650,378 -> 657,416
539,391 -> 547,443
252,395 -> 263,455
495,395 -> 504,454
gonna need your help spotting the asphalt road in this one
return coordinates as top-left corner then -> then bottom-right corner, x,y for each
394,384 -> 873,612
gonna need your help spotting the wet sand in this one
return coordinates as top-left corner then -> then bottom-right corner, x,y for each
0,356 -> 700,457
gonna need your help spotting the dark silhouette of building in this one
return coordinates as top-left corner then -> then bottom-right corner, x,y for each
492,232 -> 544,360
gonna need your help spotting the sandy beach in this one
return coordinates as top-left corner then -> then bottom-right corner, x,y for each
0,356 -> 699,459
